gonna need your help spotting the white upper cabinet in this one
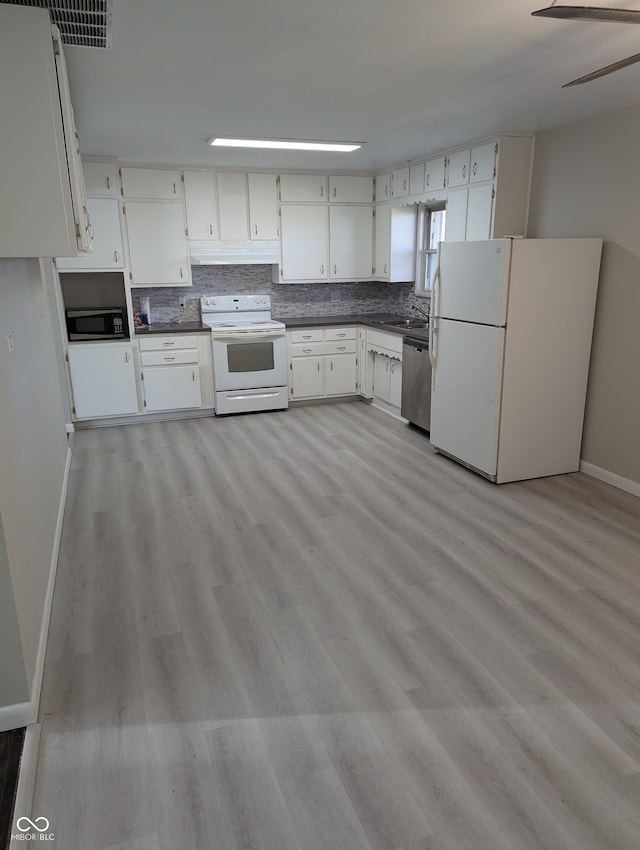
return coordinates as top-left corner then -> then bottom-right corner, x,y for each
83,161 -> 117,196
0,5 -> 90,258
391,166 -> 410,198
374,203 -> 417,282
56,198 -> 124,270
248,173 -> 279,239
279,205 -> 328,281
470,142 -> 497,183
124,201 -> 191,286
409,163 -> 425,196
183,170 -> 218,240
376,173 -> 391,202
447,149 -> 471,188
424,156 -> 447,193
328,176 -> 373,204
120,168 -> 182,200
279,174 -> 328,202
217,172 -> 249,240
465,184 -> 495,241
329,205 -> 373,280
444,187 -> 468,242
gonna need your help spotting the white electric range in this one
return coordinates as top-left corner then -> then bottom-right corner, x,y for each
201,295 -> 288,415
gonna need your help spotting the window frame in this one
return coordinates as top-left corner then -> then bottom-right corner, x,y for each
415,203 -> 446,297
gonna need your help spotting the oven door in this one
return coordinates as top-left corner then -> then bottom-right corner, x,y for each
211,331 -> 288,391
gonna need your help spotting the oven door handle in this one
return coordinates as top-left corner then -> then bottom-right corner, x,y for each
212,332 -> 286,342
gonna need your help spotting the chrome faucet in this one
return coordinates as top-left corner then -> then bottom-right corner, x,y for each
411,302 -> 430,320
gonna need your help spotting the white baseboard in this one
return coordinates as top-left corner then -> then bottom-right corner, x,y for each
9,724 -> 41,850
0,702 -> 36,734
580,460 -> 640,498
29,444 -> 72,717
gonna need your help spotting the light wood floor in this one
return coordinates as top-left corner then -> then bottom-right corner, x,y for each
34,401 -> 640,850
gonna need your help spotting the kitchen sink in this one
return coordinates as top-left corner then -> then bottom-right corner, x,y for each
387,319 -> 428,329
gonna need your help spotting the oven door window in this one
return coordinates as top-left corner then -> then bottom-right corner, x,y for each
227,340 -> 274,373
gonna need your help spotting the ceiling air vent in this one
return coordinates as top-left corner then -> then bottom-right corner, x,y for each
1,0 -> 113,48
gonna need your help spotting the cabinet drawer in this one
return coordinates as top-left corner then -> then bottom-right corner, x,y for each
290,340 -> 357,357
139,335 -> 199,351
141,349 -> 198,366
289,329 -> 324,343
324,326 -> 357,341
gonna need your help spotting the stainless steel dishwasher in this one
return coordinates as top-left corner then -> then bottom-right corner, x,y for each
401,336 -> 431,432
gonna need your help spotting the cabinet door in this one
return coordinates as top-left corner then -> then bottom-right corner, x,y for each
57,198 -> 124,270
68,343 -> 138,419
125,201 -> 191,286
465,184 -> 494,241
391,166 -> 409,199
445,187 -> 468,242
409,163 -> 425,196
329,176 -> 373,204
279,174 -> 327,202
120,168 -> 182,199
290,357 -> 324,398
83,161 -> 117,195
374,202 -> 390,279
389,358 -> 402,408
424,156 -> 446,192
373,354 -> 391,402
358,328 -> 372,398
376,173 -> 391,202
248,173 -> 279,239
325,353 -> 357,396
329,205 -> 373,280
470,142 -> 497,183
217,172 -> 249,240
280,205 -> 328,280
183,171 -> 218,240
447,149 -> 470,188
143,365 -> 202,411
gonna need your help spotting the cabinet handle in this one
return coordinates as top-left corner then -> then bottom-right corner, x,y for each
173,182 -> 177,195
164,356 -> 176,361
302,334 -> 312,339
321,264 -> 325,275
333,264 -> 337,275
209,224 -> 213,235
113,251 -> 119,263
337,346 -> 346,351
330,361 -> 333,370
106,176 -> 110,190
303,348 -> 312,353
192,371 -> 196,381
336,332 -> 346,337
124,352 -> 129,363
425,174 -> 430,187
462,164 -> 467,179
403,178 -> 407,191
333,186 -> 337,198
472,162 -> 478,176
385,184 -> 389,197
163,341 -> 175,346
180,267 -> 184,278
317,362 -> 321,371
384,263 -> 388,275
320,185 -> 324,198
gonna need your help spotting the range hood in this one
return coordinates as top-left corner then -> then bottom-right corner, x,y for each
190,241 -> 280,265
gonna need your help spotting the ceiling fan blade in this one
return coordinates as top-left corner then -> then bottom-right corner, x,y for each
532,6 -> 640,23
562,51 -> 640,85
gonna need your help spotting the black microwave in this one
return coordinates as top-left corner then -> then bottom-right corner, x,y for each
66,307 -> 127,341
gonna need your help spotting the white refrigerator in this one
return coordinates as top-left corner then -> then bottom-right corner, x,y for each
429,238 -> 602,483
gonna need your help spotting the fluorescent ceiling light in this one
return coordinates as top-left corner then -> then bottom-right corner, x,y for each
209,137 -> 362,152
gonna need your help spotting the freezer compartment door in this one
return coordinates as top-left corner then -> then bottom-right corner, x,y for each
430,319 -> 505,478
437,239 -> 511,326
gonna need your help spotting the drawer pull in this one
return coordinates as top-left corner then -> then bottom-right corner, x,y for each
164,356 -> 176,361
337,346 -> 346,351
336,332 -> 346,337
302,334 -> 312,339
303,348 -> 312,353
163,341 -> 175,346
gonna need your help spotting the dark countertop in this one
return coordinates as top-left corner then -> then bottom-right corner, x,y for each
135,321 -> 210,335
278,313 -> 430,342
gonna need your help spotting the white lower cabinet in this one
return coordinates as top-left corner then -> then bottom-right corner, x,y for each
139,334 -> 213,412
366,328 -> 403,413
68,342 -> 139,419
288,327 -> 358,400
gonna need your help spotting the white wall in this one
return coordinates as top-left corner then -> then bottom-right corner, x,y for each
0,257 -> 70,720
527,105 -> 640,487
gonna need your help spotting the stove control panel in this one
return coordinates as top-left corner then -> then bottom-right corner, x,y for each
201,294 -> 271,313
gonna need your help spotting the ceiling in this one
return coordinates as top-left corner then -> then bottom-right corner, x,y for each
62,0 -> 640,172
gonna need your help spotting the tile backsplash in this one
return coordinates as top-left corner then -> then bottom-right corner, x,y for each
131,266 -> 428,324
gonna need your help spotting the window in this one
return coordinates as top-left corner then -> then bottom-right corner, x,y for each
415,204 -> 446,296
